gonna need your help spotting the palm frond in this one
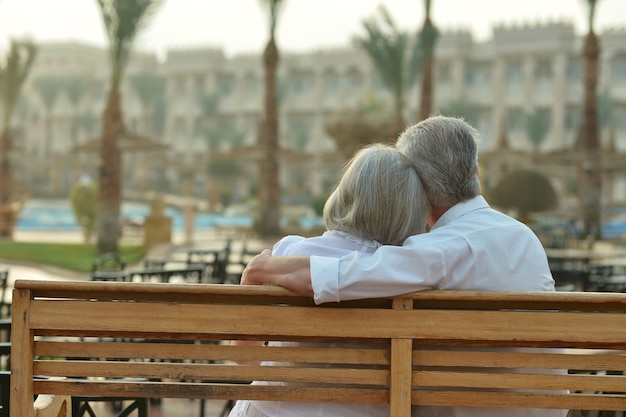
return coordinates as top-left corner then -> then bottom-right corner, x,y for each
96,0 -> 163,86
260,0 -> 285,38
0,39 -> 37,125
582,0 -> 600,31
408,0 -> 439,85
353,6 -> 408,116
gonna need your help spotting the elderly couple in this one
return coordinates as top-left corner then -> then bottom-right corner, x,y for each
230,116 -> 565,417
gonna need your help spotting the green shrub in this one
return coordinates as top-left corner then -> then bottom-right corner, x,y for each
310,194 -> 329,216
69,182 -> 98,244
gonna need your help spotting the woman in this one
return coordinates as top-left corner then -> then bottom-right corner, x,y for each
229,143 -> 430,417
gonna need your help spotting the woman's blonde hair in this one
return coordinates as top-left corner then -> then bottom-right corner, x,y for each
323,143 -> 429,245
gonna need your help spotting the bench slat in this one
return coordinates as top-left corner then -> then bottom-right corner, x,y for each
34,360 -> 389,386
413,370 -> 626,392
16,280 -> 626,311
30,300 -> 626,348
413,349 -> 626,370
35,341 -> 390,365
412,390 -> 626,410
34,379 -> 388,404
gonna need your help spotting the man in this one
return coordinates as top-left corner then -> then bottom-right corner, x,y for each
242,116 -> 565,417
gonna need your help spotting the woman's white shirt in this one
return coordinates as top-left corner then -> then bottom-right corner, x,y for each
230,230 -> 390,417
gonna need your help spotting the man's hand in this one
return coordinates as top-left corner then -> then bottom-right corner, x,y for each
241,249 -> 314,296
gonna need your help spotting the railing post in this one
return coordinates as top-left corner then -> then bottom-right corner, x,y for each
390,297 -> 413,417
11,287 -> 35,417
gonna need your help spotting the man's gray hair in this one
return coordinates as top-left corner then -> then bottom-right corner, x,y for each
396,116 -> 481,208
324,143 -> 429,245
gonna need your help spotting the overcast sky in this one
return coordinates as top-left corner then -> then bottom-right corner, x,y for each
0,0 -> 624,59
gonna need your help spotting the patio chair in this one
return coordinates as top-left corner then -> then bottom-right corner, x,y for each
91,253 -> 128,282
0,270 -> 9,319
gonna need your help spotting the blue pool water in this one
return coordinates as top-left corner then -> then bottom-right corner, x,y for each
17,199 -> 322,231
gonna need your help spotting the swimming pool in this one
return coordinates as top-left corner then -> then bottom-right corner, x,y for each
17,199 -> 323,231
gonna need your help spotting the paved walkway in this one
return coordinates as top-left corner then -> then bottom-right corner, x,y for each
6,229 -> 273,281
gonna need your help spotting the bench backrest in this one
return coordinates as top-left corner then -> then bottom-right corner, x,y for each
11,280 -> 626,417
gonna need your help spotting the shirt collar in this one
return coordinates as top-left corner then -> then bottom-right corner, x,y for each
431,195 -> 490,229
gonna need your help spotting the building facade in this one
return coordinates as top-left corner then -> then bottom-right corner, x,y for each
5,22 -> 626,211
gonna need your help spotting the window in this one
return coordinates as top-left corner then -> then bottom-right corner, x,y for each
372,74 -> 385,91
286,118 -> 311,151
323,70 -> 341,92
243,73 -> 261,94
506,108 -> 525,131
567,57 -> 582,82
285,71 -> 313,95
174,77 -> 186,94
616,108 -> 626,130
437,62 -> 452,83
611,55 -> 626,82
346,68 -> 364,89
217,75 -> 235,96
465,63 -> 491,86
194,75 -> 205,92
565,108 -> 581,131
173,116 -> 187,137
193,117 -> 203,137
506,59 -> 523,85
534,57 -> 553,80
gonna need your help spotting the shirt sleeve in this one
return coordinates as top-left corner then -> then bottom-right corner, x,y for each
311,255 -> 340,304
310,236 -> 442,303
272,235 -> 306,256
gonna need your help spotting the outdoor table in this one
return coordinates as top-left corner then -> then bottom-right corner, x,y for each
182,244 -> 231,283
127,264 -> 206,283
91,270 -> 127,282
546,248 -> 626,291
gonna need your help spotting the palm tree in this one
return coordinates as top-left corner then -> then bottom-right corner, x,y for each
257,0 -> 284,237
413,0 -> 438,121
578,0 -> 602,240
95,0 -> 163,253
354,5 -> 410,137
0,39 -> 37,238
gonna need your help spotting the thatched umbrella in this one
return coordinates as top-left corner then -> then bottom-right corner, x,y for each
325,107 -> 399,160
488,169 -> 558,224
72,133 -> 169,152
211,145 -> 308,163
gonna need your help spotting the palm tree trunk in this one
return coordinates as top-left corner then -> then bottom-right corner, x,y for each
97,87 -> 123,253
258,38 -> 281,238
579,31 -> 602,241
0,129 -> 13,238
418,52 -> 434,121
44,114 -> 52,156
417,18 -> 435,122
391,115 -> 406,139
0,129 -> 11,207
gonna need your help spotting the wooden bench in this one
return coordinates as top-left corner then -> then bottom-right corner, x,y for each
11,280 -> 626,417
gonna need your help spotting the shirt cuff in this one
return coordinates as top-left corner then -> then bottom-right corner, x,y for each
311,255 -> 340,304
